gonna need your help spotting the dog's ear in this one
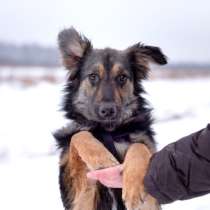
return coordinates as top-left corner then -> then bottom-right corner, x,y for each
126,43 -> 167,79
58,27 -> 92,80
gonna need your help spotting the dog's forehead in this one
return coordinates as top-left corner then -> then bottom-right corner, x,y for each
83,48 -> 129,73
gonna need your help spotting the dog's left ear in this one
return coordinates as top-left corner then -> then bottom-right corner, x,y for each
126,43 -> 167,79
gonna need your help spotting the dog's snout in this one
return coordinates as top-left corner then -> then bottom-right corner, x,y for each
98,103 -> 117,119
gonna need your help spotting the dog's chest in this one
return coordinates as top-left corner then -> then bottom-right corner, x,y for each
93,130 -> 131,161
114,141 -> 130,160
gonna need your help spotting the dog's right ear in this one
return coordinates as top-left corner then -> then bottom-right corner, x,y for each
58,27 -> 92,80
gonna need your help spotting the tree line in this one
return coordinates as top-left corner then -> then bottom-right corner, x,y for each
0,42 -> 60,67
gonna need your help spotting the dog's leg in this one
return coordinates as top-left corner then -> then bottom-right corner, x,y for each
71,131 -> 119,170
122,143 -> 160,210
59,131 -> 119,210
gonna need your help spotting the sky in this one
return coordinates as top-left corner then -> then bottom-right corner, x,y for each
0,0 -> 210,63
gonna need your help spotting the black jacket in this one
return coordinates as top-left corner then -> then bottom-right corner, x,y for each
144,124 -> 210,204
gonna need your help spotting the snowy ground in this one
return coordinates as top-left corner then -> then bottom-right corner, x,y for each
0,72 -> 210,210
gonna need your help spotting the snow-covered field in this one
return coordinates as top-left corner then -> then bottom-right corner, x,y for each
0,70 -> 210,210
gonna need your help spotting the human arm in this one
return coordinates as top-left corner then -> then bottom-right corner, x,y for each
144,124 -> 210,204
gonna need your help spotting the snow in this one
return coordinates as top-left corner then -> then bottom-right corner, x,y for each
0,72 -> 210,210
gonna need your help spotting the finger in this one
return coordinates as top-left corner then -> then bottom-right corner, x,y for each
87,165 -> 123,188
87,164 -> 123,180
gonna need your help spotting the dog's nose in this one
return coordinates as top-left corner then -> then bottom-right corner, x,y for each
98,103 -> 117,119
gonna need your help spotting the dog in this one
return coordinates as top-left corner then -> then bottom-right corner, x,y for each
54,27 -> 167,210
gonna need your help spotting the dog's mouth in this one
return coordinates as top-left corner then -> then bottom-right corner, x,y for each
99,120 -> 118,131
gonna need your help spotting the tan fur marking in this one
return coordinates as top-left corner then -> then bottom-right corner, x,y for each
81,79 -> 92,96
116,80 -> 135,111
69,145 -> 88,199
60,146 -> 91,208
78,64 -> 105,103
94,64 -> 105,103
111,63 -> 134,106
98,63 -> 105,79
60,149 -> 69,166
113,87 -> 122,105
111,63 -> 123,77
70,145 -> 98,210
95,86 -> 103,103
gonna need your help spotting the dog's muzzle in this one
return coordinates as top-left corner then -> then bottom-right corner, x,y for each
96,103 -> 117,120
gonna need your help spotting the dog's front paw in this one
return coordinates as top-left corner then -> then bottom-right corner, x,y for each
71,131 -> 119,170
122,143 -> 160,210
122,165 -> 160,210
123,184 -> 160,210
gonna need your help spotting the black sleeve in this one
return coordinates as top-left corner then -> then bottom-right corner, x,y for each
144,124 -> 210,204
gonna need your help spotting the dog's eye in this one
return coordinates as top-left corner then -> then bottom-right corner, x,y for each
88,73 -> 99,84
117,74 -> 128,86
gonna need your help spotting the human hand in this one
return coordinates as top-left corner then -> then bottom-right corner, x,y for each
87,164 -> 123,188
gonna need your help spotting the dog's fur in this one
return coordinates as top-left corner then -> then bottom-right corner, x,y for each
54,27 -> 167,210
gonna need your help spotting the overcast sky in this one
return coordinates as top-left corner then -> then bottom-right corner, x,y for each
0,0 -> 210,63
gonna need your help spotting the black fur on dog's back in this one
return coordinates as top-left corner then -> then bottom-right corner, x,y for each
54,27 -> 167,210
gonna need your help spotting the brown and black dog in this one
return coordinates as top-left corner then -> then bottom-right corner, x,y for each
54,27 -> 167,210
